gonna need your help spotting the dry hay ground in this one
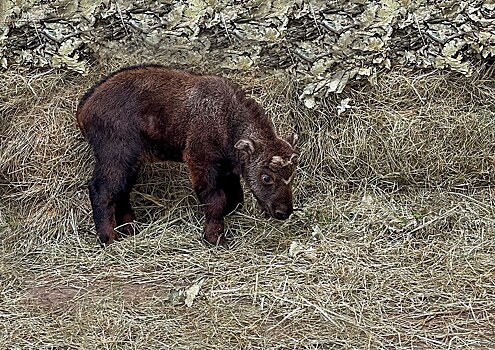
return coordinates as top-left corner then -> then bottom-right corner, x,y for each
0,60 -> 495,349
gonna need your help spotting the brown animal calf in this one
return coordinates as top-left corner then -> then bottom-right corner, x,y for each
77,64 -> 298,246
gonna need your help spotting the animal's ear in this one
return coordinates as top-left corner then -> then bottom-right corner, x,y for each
234,138 -> 255,155
286,133 -> 298,148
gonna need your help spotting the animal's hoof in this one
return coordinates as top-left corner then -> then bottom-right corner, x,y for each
98,230 -> 118,246
203,233 -> 227,248
203,221 -> 227,247
118,222 -> 138,237
98,235 -> 118,247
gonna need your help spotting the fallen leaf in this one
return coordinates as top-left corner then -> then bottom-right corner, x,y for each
337,97 -> 351,116
185,280 -> 204,307
289,241 -> 317,261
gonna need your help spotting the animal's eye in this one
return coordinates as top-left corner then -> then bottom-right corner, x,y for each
261,174 -> 273,184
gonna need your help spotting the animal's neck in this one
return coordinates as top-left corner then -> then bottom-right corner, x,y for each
235,109 -> 277,144
230,91 -> 278,169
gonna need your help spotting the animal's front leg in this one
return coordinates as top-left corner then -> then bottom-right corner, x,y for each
193,183 -> 228,246
200,189 -> 228,246
185,153 -> 229,246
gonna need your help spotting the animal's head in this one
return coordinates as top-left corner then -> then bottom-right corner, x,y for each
235,133 -> 298,220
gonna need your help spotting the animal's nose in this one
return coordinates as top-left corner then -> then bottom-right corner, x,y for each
274,209 -> 290,220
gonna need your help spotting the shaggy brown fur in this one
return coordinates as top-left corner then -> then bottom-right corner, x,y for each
76,64 -> 297,246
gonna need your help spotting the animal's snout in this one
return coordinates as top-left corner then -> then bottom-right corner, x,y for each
274,210 -> 290,220
273,205 -> 292,220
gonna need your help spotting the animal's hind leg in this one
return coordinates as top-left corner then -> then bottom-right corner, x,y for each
115,180 -> 138,237
88,170 -> 118,244
88,160 -> 139,244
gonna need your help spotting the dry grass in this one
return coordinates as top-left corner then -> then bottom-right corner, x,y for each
1,60 -> 495,349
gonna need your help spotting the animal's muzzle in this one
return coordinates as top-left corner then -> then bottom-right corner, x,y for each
272,204 -> 293,220
254,195 -> 293,220
274,209 -> 290,220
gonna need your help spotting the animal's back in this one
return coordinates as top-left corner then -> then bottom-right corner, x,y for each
77,65 -> 197,134
76,65 -> 214,162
